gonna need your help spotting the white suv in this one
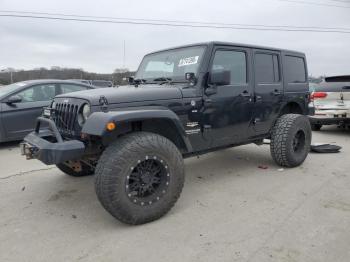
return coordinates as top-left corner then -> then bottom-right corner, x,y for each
309,76 -> 350,130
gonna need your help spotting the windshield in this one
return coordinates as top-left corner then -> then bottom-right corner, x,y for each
135,46 -> 206,82
0,82 -> 26,98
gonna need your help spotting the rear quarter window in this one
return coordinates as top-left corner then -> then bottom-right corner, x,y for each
284,56 -> 306,83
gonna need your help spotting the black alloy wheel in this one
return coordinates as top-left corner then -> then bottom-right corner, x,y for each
126,158 -> 170,206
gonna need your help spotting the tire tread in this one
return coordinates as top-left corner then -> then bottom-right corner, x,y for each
94,132 -> 184,225
270,114 -> 311,167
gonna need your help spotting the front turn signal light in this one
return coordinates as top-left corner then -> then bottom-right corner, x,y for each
106,122 -> 116,131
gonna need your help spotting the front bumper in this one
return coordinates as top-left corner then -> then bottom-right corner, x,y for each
20,117 -> 85,165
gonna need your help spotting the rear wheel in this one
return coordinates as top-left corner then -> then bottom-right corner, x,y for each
270,114 -> 311,167
311,123 -> 322,131
56,161 -> 94,177
95,132 -> 184,225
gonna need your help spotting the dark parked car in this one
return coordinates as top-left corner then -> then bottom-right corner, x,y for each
21,42 -> 312,225
0,79 -> 94,142
70,79 -> 113,88
90,80 -> 113,88
69,79 -> 92,85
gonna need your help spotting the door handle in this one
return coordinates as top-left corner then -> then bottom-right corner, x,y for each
240,90 -> 251,97
272,89 -> 282,96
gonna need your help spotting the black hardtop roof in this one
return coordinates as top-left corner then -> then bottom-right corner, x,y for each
146,41 -> 305,56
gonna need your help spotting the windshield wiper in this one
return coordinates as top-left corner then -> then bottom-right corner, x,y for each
134,78 -> 147,84
153,77 -> 173,85
153,77 -> 172,81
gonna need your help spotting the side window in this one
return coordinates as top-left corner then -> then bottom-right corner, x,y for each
211,50 -> 247,84
16,84 -> 56,102
60,84 -> 89,94
255,53 -> 280,83
284,56 -> 306,83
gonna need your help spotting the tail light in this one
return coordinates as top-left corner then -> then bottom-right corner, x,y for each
310,92 -> 327,102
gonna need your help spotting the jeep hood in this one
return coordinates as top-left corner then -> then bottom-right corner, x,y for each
55,85 -> 183,105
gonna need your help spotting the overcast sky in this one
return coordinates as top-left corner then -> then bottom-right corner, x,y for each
0,0 -> 349,76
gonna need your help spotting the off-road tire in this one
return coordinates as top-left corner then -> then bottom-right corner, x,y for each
311,123 -> 322,131
95,132 -> 185,225
270,114 -> 311,167
56,162 -> 94,177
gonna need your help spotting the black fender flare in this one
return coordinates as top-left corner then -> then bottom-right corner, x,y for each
278,99 -> 306,115
81,107 -> 193,152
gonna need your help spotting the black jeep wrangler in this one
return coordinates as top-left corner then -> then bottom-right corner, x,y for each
21,42 -> 312,225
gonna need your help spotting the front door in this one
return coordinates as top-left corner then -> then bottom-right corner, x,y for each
251,50 -> 283,135
1,83 -> 58,140
202,47 -> 254,147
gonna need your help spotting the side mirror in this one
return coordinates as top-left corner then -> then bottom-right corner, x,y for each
209,70 -> 231,86
185,72 -> 195,81
185,72 -> 197,86
6,95 -> 22,104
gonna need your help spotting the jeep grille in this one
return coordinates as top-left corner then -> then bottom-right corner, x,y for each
52,98 -> 86,137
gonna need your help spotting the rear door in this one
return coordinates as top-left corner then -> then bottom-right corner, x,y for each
1,83 -> 58,140
251,50 -> 283,135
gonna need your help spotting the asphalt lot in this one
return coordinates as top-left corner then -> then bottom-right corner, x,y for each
1,126 -> 349,262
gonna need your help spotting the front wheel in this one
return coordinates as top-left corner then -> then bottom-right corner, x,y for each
95,132 -> 185,225
270,114 -> 311,167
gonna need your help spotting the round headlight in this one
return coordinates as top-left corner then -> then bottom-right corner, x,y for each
78,103 -> 91,126
82,104 -> 91,120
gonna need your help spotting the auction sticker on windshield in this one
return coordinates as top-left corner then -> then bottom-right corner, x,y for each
178,56 -> 199,67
